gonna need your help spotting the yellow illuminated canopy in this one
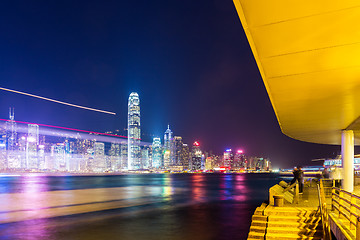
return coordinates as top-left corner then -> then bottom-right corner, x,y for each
233,0 -> 360,145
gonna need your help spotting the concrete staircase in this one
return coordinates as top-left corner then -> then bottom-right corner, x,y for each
247,204 -> 323,240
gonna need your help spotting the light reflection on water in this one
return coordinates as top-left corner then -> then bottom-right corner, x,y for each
0,173 -> 279,240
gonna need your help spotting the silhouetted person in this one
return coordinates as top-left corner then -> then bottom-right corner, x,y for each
322,167 -> 330,179
290,166 -> 304,193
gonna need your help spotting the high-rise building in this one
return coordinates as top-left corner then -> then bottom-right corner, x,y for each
141,145 -> 152,169
120,143 -> 128,170
164,125 -> 174,167
128,92 -> 141,170
173,136 -> 183,166
26,124 -> 39,169
181,143 -> 190,170
94,142 -> 105,172
223,149 -> 234,168
190,141 -> 202,171
6,108 -> 18,169
152,137 -> 162,168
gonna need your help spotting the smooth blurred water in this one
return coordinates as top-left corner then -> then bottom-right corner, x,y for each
0,173 -> 280,240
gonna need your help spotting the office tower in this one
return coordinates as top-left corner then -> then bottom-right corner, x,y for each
0,134 -> 6,170
163,125 -> 174,167
120,143 -> 128,170
190,141 -> 202,171
152,137 -> 162,168
26,124 -> 39,169
234,150 -> 245,169
6,108 -> 18,169
128,92 -> 141,170
94,142 -> 105,172
141,145 -> 151,169
109,143 -> 121,171
223,149 -> 234,168
181,143 -> 190,170
173,136 -> 183,166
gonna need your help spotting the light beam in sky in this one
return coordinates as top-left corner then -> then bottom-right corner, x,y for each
0,86 -> 116,115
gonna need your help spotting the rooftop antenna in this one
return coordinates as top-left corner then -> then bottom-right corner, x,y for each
9,107 -> 14,121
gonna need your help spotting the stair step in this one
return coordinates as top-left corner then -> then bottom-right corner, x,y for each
266,227 -> 322,236
249,226 -> 266,234
267,221 -> 322,229
268,215 -> 321,223
247,232 -> 265,240
265,233 -> 323,240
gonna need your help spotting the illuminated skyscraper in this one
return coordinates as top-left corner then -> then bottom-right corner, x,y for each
6,108 -> 18,169
173,136 -> 183,166
190,141 -> 202,171
223,149 -> 234,168
152,137 -> 162,168
163,125 -> 173,167
128,92 -> 141,170
26,124 -> 39,169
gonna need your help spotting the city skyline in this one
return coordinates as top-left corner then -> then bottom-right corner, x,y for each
0,101 -> 271,172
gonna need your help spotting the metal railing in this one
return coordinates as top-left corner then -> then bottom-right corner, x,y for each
318,179 -> 332,240
332,183 -> 360,239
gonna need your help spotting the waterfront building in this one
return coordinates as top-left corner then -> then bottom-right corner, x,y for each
109,143 -> 121,171
163,125 -> 174,167
205,156 -> 213,170
173,136 -> 183,166
0,134 -> 6,170
94,142 -> 105,172
181,143 -> 190,170
128,92 -> 141,170
6,108 -> 18,169
26,124 -> 39,169
120,143 -> 128,170
190,141 -> 202,171
234,150 -> 246,169
223,149 -> 234,168
152,137 -> 162,168
141,145 -> 152,169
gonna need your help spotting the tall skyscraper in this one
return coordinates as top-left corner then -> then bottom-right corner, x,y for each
6,108 -> 18,169
152,137 -> 162,168
190,141 -> 202,171
173,136 -> 183,166
26,124 -> 39,169
163,125 -> 174,167
128,92 -> 141,170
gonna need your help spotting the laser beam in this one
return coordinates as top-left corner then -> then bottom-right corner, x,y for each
0,86 -> 116,115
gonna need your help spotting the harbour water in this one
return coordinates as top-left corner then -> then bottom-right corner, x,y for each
0,173 -> 280,240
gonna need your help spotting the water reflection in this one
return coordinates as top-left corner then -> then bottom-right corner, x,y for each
190,174 -> 205,202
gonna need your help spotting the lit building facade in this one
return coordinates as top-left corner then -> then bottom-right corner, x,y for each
152,137 -> 162,168
190,141 -> 202,171
163,125 -> 174,167
128,92 -> 141,170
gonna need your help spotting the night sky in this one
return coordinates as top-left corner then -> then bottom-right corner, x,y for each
0,1 -> 345,168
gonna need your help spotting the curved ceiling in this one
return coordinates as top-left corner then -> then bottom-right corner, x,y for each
233,0 -> 360,145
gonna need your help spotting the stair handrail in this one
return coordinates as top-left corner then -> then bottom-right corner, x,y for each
318,179 -> 332,240
332,185 -> 360,238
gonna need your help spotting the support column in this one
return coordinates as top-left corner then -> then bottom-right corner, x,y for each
341,130 -> 354,192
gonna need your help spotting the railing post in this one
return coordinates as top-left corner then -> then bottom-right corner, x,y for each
331,187 -> 335,211
351,193 -> 356,230
357,217 -> 360,240
339,190 -> 344,218
294,181 -> 299,204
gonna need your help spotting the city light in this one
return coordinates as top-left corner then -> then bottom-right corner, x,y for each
226,149 -> 232,152
193,141 -> 200,146
237,150 -> 243,154
0,86 -> 116,115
